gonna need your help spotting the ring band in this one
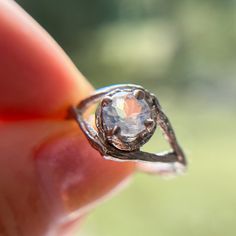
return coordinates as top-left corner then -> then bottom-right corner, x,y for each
71,84 -> 187,174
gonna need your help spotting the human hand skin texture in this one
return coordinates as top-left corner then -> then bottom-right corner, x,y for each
0,1 -> 135,235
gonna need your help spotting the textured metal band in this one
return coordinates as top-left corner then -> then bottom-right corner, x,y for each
70,84 -> 187,169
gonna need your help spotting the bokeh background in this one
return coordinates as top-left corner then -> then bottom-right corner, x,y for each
16,1 -> 236,235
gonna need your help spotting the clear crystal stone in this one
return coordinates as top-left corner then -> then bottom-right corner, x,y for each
102,91 -> 151,140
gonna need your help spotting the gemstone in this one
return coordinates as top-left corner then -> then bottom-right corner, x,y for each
102,91 -> 152,141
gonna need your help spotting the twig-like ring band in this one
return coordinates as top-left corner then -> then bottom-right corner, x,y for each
71,84 -> 187,174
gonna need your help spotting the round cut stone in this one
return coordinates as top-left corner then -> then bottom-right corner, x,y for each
102,91 -> 152,141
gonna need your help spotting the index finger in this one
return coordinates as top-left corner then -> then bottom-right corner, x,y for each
0,0 -> 92,120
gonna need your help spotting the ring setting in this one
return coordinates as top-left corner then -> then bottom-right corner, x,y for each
97,86 -> 157,151
72,84 -> 187,175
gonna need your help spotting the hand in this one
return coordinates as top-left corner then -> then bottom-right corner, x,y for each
0,1 -> 135,235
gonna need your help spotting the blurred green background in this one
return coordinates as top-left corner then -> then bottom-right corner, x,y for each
17,0 -> 236,235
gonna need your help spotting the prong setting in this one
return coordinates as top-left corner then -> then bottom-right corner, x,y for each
108,125 -> 121,136
102,97 -> 112,107
144,119 -> 155,131
133,89 -> 145,100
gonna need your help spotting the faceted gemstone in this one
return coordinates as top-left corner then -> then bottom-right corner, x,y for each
102,91 -> 151,141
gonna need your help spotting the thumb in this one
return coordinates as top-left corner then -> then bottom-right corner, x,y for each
0,120 -> 134,236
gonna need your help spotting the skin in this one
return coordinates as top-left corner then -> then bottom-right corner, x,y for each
0,1 -> 135,235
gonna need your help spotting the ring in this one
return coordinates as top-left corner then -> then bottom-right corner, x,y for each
71,84 -> 187,174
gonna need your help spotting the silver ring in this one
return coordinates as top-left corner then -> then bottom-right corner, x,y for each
71,84 -> 187,175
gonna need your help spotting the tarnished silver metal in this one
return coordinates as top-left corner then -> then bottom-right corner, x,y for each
71,84 -> 187,174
